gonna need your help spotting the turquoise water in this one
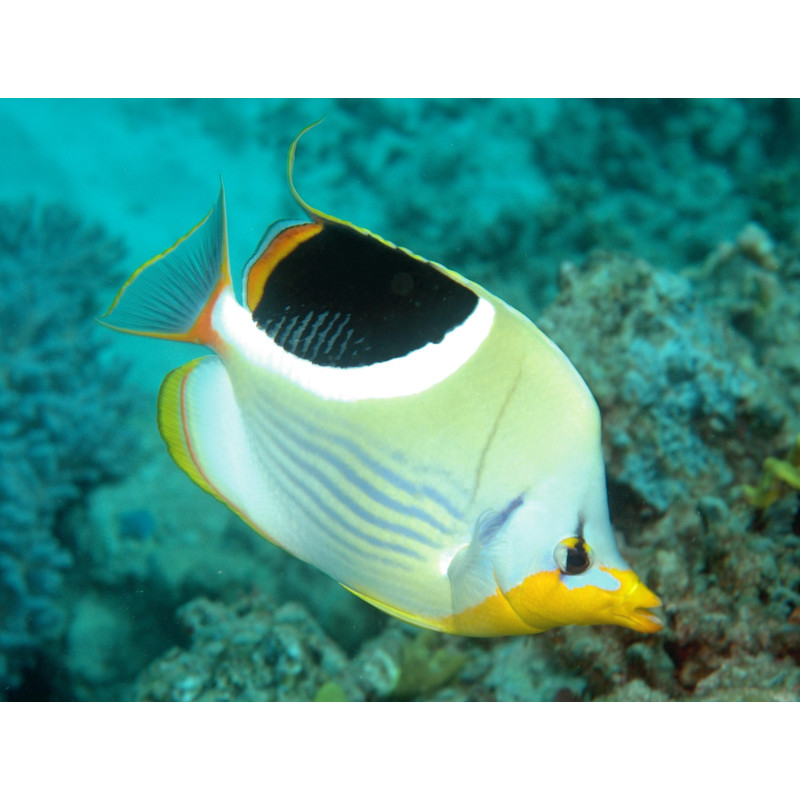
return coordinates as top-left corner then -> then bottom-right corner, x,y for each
2,99 -> 799,701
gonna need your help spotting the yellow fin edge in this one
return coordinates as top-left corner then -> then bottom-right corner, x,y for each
157,357 -> 227,505
341,584 -> 448,633
287,120 -> 412,251
157,357 -> 282,548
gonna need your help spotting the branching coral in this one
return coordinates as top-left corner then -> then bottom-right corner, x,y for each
0,201 -> 136,696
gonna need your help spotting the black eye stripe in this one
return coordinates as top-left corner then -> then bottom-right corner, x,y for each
554,535 -> 592,576
565,543 -> 590,574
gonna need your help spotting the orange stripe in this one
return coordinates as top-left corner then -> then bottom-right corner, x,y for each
245,222 -> 322,310
99,256 -> 231,348
183,272 -> 229,349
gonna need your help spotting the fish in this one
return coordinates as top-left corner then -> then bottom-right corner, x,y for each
101,123 -> 662,637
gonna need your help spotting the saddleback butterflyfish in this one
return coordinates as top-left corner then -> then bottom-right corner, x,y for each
101,124 -> 662,637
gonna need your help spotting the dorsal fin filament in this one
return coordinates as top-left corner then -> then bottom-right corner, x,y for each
287,118 -> 337,225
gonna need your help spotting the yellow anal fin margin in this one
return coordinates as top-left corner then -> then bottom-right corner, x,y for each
341,583 -> 446,633
157,357 -> 228,506
156,356 -> 280,548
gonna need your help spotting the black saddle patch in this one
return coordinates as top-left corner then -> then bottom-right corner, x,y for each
252,223 -> 478,368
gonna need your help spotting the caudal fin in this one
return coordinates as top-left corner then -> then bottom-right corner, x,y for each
99,184 -> 231,344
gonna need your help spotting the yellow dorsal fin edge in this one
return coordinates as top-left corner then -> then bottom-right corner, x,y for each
288,118 -> 338,224
287,119 -> 427,255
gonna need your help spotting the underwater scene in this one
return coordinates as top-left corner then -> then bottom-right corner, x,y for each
1,98 -> 799,702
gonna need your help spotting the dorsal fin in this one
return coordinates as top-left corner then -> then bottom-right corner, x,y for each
287,118 -> 346,227
287,119 -> 399,247
242,119 -> 346,312
244,121 -> 482,370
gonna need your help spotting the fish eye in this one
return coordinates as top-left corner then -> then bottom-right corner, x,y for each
554,537 -> 593,575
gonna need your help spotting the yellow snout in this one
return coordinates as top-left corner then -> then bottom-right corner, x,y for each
505,567 -> 663,634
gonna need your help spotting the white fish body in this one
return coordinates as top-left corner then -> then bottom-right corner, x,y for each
102,127 -> 662,637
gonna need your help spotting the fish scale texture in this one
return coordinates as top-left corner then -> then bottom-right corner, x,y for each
0,202 -> 136,697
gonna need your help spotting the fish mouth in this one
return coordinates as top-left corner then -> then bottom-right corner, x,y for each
609,570 -> 663,633
620,605 -> 664,633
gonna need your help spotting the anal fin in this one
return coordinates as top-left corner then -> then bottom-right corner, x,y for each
157,356 -> 277,545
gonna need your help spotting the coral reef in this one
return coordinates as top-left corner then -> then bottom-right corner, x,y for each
134,593 -> 471,702
133,591 -> 473,701
538,252 -> 791,516
0,202 -> 136,697
133,591 -> 575,702
532,99 -> 800,281
6,99 -> 800,702
258,99 -> 800,315
133,595 -> 350,701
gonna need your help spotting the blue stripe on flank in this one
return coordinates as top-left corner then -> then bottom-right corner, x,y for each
275,415 -> 446,546
270,393 -> 466,523
268,454 -> 412,571
266,422 -> 429,557
249,411 -> 423,562
256,429 -> 415,570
